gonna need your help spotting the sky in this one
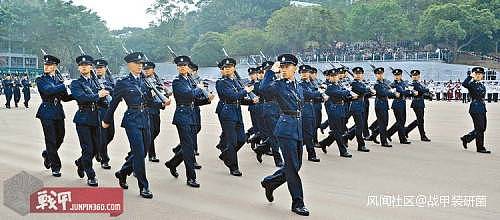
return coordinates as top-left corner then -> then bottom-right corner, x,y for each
69,0 -> 157,30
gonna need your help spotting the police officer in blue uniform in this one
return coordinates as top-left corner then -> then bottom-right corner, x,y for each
164,56 -> 211,187
260,54 -> 309,216
255,61 -> 283,167
405,70 -> 431,142
246,67 -> 262,147
12,75 -> 22,108
188,62 -> 212,164
347,67 -> 372,152
298,64 -> 323,162
2,74 -> 13,108
36,54 -> 73,177
362,78 -> 372,139
94,58 -> 115,169
387,69 -> 415,144
21,74 -> 31,108
310,67 -> 324,147
71,54 -> 110,187
371,67 -> 398,147
103,51 -> 167,198
339,67 -> 353,146
216,57 -> 256,176
316,69 -> 335,153
143,61 -> 164,163
460,67 -> 491,154
324,68 -> 354,158
168,62 -> 207,169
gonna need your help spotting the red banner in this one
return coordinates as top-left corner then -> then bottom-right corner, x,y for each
29,187 -> 123,217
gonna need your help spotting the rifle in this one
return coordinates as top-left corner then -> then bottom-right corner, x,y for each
259,51 -> 268,62
143,54 -> 171,101
95,45 -> 114,83
222,48 -> 257,99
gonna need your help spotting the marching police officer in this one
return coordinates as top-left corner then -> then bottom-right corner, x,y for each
216,57 -> 255,176
405,70 -> 431,142
13,75 -> 21,108
21,74 -> 31,108
255,61 -> 283,167
103,51 -> 168,198
246,67 -> 262,148
370,67 -> 398,147
347,67 -> 371,152
71,54 -> 109,187
169,62 -> 207,169
324,68 -> 354,158
310,67 -> 324,147
36,54 -> 73,177
387,69 -> 415,144
165,56 -> 212,187
339,67 -> 352,146
2,74 -> 13,108
188,62 -> 211,164
260,54 -> 309,216
143,61 -> 164,163
460,67 -> 491,154
298,64 -> 323,162
94,58 -> 115,169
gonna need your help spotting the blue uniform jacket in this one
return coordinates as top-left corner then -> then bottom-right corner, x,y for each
172,74 -> 204,125
374,80 -> 396,111
215,77 -> 247,122
410,80 -> 430,109
391,80 -> 413,110
35,74 -> 73,120
325,82 -> 351,118
103,73 -> 151,129
2,79 -> 13,94
70,76 -> 101,126
260,70 -> 304,141
21,79 -> 31,93
299,80 -> 322,118
462,76 -> 487,114
350,79 -> 371,113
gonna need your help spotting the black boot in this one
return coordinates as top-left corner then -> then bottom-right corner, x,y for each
115,171 -> 128,189
87,178 -> 98,187
421,136 -> 431,142
164,161 -> 179,178
261,181 -> 274,202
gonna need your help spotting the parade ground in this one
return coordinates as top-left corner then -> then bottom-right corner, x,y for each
0,94 -> 499,220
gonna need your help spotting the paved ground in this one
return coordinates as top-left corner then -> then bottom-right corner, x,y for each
0,95 -> 499,220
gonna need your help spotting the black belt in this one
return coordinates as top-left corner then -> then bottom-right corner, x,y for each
78,104 -> 97,111
223,100 -> 240,105
332,100 -> 344,104
128,104 -> 147,111
262,100 -> 274,103
304,100 -> 314,104
281,110 -> 301,118
42,99 -> 61,105
177,103 -> 194,107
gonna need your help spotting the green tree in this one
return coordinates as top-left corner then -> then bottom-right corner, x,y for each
190,32 -> 225,66
346,0 -> 412,45
265,6 -> 343,51
418,2 -> 498,54
223,29 -> 267,56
